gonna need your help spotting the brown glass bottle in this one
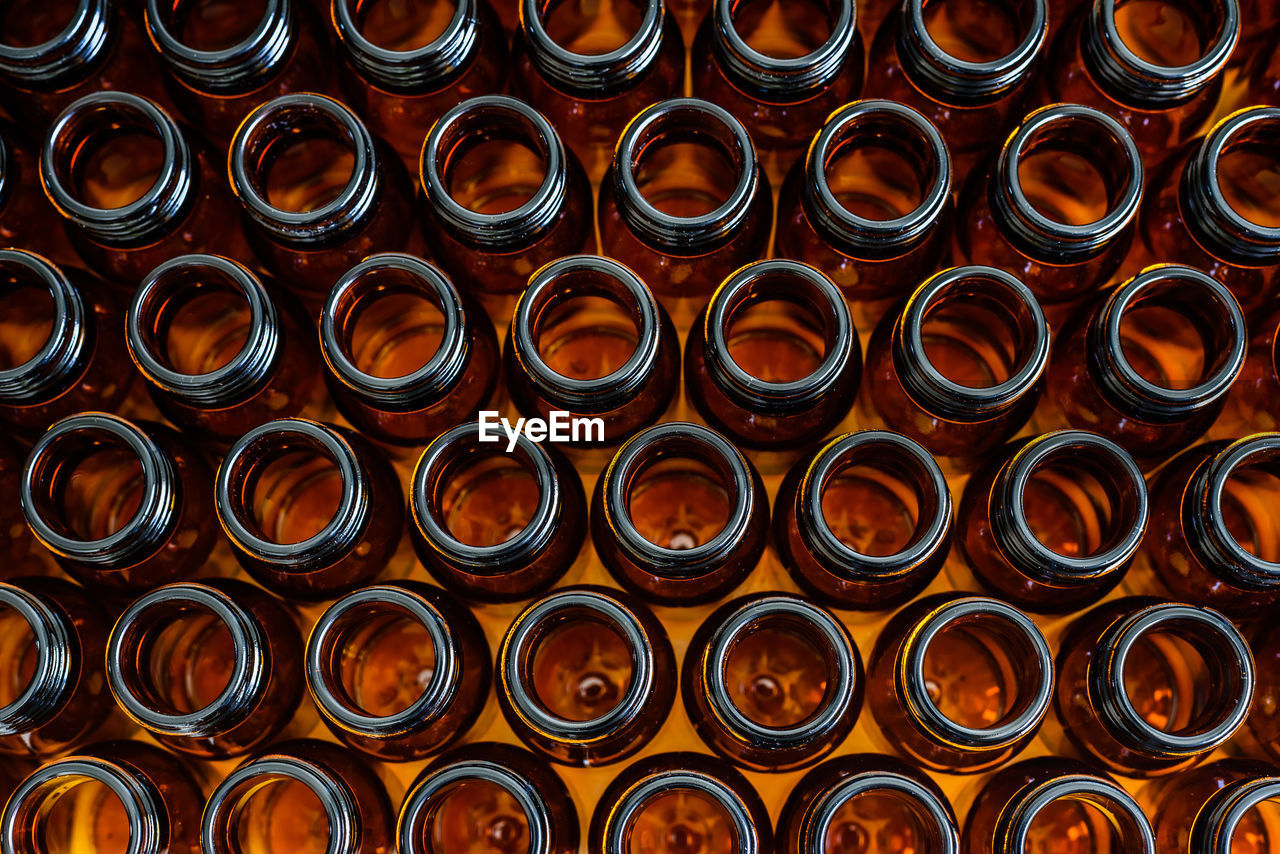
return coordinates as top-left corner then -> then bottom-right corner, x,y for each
334,0 -> 508,171
419,95 -> 593,300
106,579 -> 305,760
957,104 -> 1143,308
775,430 -> 951,611
683,593 -> 861,773
588,752 -> 772,854
867,593 -> 1054,774
1250,621 -> 1280,764
128,254 -> 322,443
959,431 -> 1147,613
1,740 -> 204,854
861,265 -> 1050,462
1055,596 -> 1254,777
1151,758 -> 1280,853
777,754 -> 960,854
410,421 -> 588,603
773,99 -> 953,322
398,742 -> 580,854
41,91 -> 250,286
321,253 -> 501,447
203,738 -> 395,854
963,756 -> 1155,854
217,418 -> 405,601
684,260 -> 861,453
0,250 -> 131,437
497,585 -> 675,766
307,581 -> 490,761
0,121 -> 78,267
229,93 -> 415,302
591,421 -> 768,606
598,98 -> 773,309
22,413 -> 217,593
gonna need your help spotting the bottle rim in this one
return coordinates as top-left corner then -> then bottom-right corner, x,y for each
1194,777 -> 1280,854
0,250 -> 89,405
520,0 -> 668,96
0,0 -> 111,87
806,770 -> 959,854
144,0 -> 296,93
603,765 -> 761,854
1191,435 -> 1280,589
0,584 -> 73,736
711,0 -> 857,99
999,775 -> 1155,852
334,0 -> 480,92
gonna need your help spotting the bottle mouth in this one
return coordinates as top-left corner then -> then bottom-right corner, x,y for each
521,0 -> 666,96
0,584 -> 71,736
334,0 -> 479,91
1191,435 -> 1280,590
1195,777 -> 1280,854
42,92 -> 194,247
711,0 -> 856,98
613,98 -> 760,256
800,431 -> 951,580
0,0 -> 111,87
1000,775 -> 1155,853
511,255 -> 662,412
321,253 -> 470,410
144,0 -> 295,92
893,266 -> 1049,422
0,250 -> 88,405
603,761 -> 759,854
805,768 -> 959,854
106,583 -> 266,737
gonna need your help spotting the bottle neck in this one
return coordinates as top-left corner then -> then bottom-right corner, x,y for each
0,251 -> 91,405
995,776 -> 1154,852
522,0 -> 667,96
1192,777 -> 1280,854
711,0 -> 856,101
0,584 -> 74,735
1185,436 -> 1280,591
335,0 -> 482,93
604,768 -> 760,854
0,0 -> 114,89
802,769 -> 959,854
145,0 -> 298,93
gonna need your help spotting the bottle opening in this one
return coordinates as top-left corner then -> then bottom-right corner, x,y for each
1232,797 -> 1280,854
1111,0 -> 1218,68
1218,455 -> 1280,562
441,113 -> 550,216
633,136 -> 739,218
1114,277 -> 1240,394
536,294 -> 640,381
119,600 -> 237,717
349,0 -> 457,50
1121,621 -> 1240,738
919,612 -> 1043,733
315,599 -> 438,719
0,0 -> 78,49
49,106 -> 166,212
723,615 -> 831,727
528,607 -> 634,722
918,281 -> 1036,391
626,453 -> 733,551
823,789 -> 945,853
1020,444 -> 1139,561
1215,119 -> 1280,229
437,453 -> 541,547
227,775 -> 331,854
238,438 -> 345,545
133,265 -> 253,378
0,268 -> 55,371
825,134 -> 928,224
338,276 -> 448,381
1015,146 -> 1111,228
729,0 -> 835,59
162,0 -> 271,51
922,0 -> 1027,63
626,789 -> 738,854
36,776 -> 131,854
723,297 -> 827,385
1022,793 -> 1138,853
0,604 -> 37,708
418,779 -> 530,854
261,135 -> 357,215
819,445 -> 937,559
539,0 -> 647,55
27,428 -> 146,542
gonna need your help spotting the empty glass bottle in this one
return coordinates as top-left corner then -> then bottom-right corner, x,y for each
0,121 -> 78,267
1151,759 -> 1280,853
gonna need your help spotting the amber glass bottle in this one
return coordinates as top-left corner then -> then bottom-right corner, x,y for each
217,418 -> 404,601
683,593 -> 862,773
128,254 -> 322,443
334,0 -> 508,170
419,95 -> 593,298
321,253 -> 501,447
1151,759 -> 1280,853
963,756 -> 1155,854
774,100 -> 952,323
1055,597 -> 1254,777
145,0 -> 333,144
685,260 -> 861,453
959,431 -> 1147,613
410,421 -> 588,603
1143,435 -> 1280,617
506,255 -> 679,450
1,741 -> 204,854
1250,621 -> 1280,763
591,422 -> 768,606
958,104 -> 1143,308
106,579 -> 304,760
861,266 -> 1049,461
399,742 -> 580,854
22,413 -> 216,592
0,122 -> 78,267
777,754 -> 959,854
307,581 -> 490,762
587,752 -> 773,854
230,93 -> 415,301
0,250 -> 130,437
598,98 -> 772,309
867,593 -> 1054,774
203,739 -> 395,854
775,430 -> 952,611
41,91 -> 249,286
497,585 -> 675,766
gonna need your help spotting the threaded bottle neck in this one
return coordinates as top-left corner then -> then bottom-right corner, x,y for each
334,0 -> 484,93
145,0 -> 298,93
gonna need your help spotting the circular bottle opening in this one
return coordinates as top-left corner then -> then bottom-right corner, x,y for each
329,266 -> 450,382
727,0 -> 836,59
435,107 -> 551,216
1216,448 -> 1280,565
920,0 -> 1033,64
1022,793 -> 1138,851
624,788 -> 738,854
414,778 -> 531,854
1109,0 -> 1229,69
436,452 -> 542,548
46,102 -> 167,212
131,261 -> 255,378
316,599 -> 439,719
631,128 -> 739,219
223,773 -> 332,854
1214,114 -> 1280,230
725,297 -> 825,384
527,606 -> 634,722
25,427 -> 147,543
156,0 -> 271,51
819,785 -> 954,853
823,120 -> 931,223
345,0 -> 458,50
0,262 -> 56,372
0,603 -> 37,710
534,293 -> 640,382
625,445 -> 735,552
32,775 -> 133,854
0,0 -> 79,49
113,599 -> 237,719
1015,131 -> 1125,227
722,614 -> 833,728
1231,794 -> 1280,854
538,0 -> 647,54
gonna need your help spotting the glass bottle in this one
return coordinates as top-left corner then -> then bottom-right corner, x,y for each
860,265 -> 1050,462
410,421 -> 588,603
419,95 -> 593,299
307,581 -> 490,762
683,592 -> 862,773
1151,758 -> 1280,853
229,92 -> 415,302
203,738 -> 395,854
867,593 -> 1054,774
684,260 -> 861,454
1044,265 -> 1245,465
963,756 -> 1155,854
334,0 -> 508,171
1250,621 -> 1280,763
777,754 -> 959,854
216,418 -> 405,601
1,741 -> 204,854
959,430 -> 1148,613
0,121 -> 78,267
106,579 -> 305,760
0,249 -> 131,437
1055,596 -> 1254,777
957,103 -> 1144,308
591,421 -> 768,606
497,585 -> 675,766
598,98 -> 773,311
128,254 -> 322,443
21,413 -> 217,593
587,752 -> 773,854
774,99 -> 953,328
321,253 -> 501,448
398,741 -> 580,854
